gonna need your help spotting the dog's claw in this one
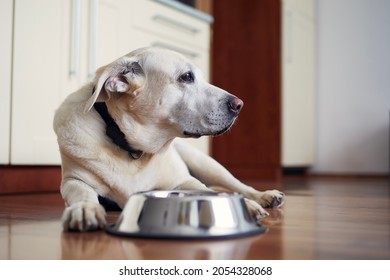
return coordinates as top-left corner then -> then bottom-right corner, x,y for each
257,190 -> 285,208
256,209 -> 269,220
62,202 -> 107,232
245,198 -> 268,221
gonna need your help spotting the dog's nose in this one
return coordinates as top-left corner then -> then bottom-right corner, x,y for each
228,97 -> 244,113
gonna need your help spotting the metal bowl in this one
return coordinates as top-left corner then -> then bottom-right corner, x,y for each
106,190 -> 266,239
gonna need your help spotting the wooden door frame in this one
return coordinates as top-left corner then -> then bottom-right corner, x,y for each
211,0 -> 282,182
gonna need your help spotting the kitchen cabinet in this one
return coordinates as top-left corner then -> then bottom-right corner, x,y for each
11,0 -> 80,164
10,0 -> 133,164
281,0 -> 316,168
6,0 -> 212,165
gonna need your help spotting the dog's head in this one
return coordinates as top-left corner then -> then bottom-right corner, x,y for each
85,47 -> 243,144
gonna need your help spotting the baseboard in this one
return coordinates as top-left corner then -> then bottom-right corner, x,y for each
0,165 -> 61,194
282,167 -> 308,176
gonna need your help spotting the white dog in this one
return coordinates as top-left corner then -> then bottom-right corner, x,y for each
54,47 -> 284,231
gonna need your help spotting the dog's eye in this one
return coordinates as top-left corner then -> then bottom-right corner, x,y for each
178,71 -> 195,84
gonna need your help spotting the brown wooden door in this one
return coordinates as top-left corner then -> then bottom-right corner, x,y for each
211,0 -> 281,181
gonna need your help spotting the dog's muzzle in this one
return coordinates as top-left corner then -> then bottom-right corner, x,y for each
183,96 -> 244,138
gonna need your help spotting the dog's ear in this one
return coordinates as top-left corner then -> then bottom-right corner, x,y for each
84,59 -> 145,112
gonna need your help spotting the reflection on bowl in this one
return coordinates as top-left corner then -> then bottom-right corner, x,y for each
106,191 -> 266,239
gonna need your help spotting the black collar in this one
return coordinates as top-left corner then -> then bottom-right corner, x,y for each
93,102 -> 143,160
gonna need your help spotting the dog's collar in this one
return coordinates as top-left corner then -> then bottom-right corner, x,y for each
93,101 -> 144,160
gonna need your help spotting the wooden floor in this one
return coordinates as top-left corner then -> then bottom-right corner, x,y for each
0,176 -> 389,260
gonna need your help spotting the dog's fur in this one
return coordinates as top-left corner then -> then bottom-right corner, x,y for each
54,47 -> 284,231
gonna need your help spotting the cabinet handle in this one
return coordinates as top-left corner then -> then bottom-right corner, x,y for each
152,42 -> 199,59
152,14 -> 200,34
70,0 -> 81,78
89,0 -> 98,79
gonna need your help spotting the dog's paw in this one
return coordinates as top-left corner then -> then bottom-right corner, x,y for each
253,190 -> 285,208
244,198 -> 269,221
62,201 -> 107,232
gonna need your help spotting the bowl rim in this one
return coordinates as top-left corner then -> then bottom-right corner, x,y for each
106,223 -> 267,240
130,190 -> 244,200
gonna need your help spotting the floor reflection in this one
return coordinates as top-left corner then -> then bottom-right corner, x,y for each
61,229 -> 268,260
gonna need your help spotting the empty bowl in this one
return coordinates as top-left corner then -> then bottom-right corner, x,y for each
106,190 -> 266,239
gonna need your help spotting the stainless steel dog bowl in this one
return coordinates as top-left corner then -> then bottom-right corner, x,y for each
106,191 -> 266,239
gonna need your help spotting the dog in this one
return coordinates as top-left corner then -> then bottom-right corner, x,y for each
53,47 -> 284,231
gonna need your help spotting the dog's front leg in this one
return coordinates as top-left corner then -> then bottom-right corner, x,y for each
61,178 -> 106,231
174,139 -> 285,210
173,177 -> 269,220
174,177 -> 211,191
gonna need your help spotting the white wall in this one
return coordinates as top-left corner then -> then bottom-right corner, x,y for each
311,0 -> 390,174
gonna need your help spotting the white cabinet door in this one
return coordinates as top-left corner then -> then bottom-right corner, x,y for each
0,0 -> 13,164
11,0 -> 78,164
94,0 -> 134,68
282,0 -> 316,167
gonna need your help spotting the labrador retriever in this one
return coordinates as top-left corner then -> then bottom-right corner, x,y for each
53,47 -> 284,231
